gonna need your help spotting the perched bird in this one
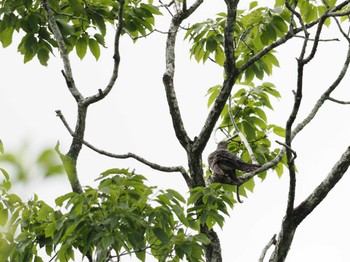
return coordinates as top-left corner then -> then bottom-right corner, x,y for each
208,140 -> 261,203
208,140 -> 261,183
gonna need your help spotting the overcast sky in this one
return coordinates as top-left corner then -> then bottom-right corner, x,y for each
1,0 -> 350,261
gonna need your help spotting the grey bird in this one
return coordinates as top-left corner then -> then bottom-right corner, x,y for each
208,140 -> 261,183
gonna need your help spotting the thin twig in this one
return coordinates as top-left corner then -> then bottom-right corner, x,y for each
55,110 -> 193,188
228,95 -> 258,164
327,97 -> 350,104
294,35 -> 339,42
83,0 -> 125,105
275,141 -> 297,164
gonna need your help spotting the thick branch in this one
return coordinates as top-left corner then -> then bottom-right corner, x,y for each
194,0 -> 239,154
294,146 -> 350,225
292,37 -> 350,140
41,0 -> 83,102
83,0 -> 125,105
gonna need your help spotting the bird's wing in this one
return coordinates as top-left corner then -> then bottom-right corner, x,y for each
208,152 -> 226,176
216,149 -> 261,172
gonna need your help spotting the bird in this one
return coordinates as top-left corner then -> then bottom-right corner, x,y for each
208,140 -> 261,203
208,140 -> 261,183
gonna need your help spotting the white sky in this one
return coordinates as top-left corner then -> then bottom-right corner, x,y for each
1,0 -> 350,261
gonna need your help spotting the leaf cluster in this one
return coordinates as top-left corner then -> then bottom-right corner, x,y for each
0,0 -> 162,64
184,2 -> 288,81
0,146 -> 64,182
0,168 -> 209,262
187,183 -> 238,230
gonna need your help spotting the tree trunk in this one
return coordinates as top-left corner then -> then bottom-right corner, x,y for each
187,150 -> 222,262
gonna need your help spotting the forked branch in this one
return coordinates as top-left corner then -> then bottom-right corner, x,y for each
55,110 -> 193,188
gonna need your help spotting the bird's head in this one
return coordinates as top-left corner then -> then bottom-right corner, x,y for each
217,140 -> 229,150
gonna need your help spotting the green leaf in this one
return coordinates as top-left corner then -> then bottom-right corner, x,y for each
0,139 -> 3,154
167,189 -> 186,203
90,11 -> 106,36
140,3 -> 162,16
243,120 -> 256,139
56,20 -> 75,36
152,227 -> 169,244
94,33 -> 106,47
135,250 -> 146,262
37,48 -> 49,66
55,192 -> 76,206
273,125 -> 285,137
215,46 -> 225,66
37,202 -> 54,221
68,0 -> 84,16
76,36 -> 88,59
0,26 -> 14,48
249,1 -> 258,10
206,37 -> 217,52
0,203 -> 8,226
0,168 -> 9,181
89,38 -> 100,60
194,233 -> 211,245
207,85 -> 221,107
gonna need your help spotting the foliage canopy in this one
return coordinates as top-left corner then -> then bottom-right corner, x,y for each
1,0 -> 350,261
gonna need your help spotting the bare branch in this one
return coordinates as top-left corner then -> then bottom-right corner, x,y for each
293,35 -> 340,42
41,0 -> 83,102
42,0 -> 86,193
294,146 -> 350,225
242,148 -> 286,182
55,110 -> 193,188
258,234 -> 276,262
327,97 -> 350,104
292,38 -> 350,140
162,0 -> 204,151
194,0 -> 239,153
228,96 -> 258,164
84,0 -> 125,105
275,141 -> 297,164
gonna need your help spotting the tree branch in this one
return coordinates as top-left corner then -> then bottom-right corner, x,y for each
292,30 -> 350,140
194,0 -> 239,154
42,0 -> 85,193
327,97 -> 350,104
41,0 -> 83,102
55,110 -> 193,188
228,96 -> 258,164
83,0 -> 125,105
259,234 -> 276,262
293,146 -> 350,225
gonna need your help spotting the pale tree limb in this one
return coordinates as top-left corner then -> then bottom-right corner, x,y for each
294,146 -> 350,225
41,0 -> 83,102
227,96 -> 258,164
269,4 -> 350,261
162,0 -> 204,151
55,110 -> 193,188
43,0 -> 125,193
269,3 -> 315,259
42,0 -> 83,193
259,234 -> 276,262
194,0 -> 239,153
83,0 -> 125,105
292,18 -> 350,140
